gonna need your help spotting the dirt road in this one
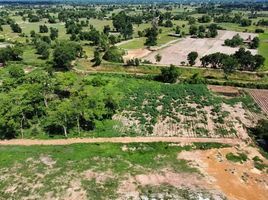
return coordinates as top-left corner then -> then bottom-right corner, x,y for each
0,137 -> 241,146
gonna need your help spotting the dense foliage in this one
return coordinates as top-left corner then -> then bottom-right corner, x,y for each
0,71 -> 119,139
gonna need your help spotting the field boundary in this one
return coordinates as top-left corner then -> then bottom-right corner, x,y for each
0,137 -> 242,146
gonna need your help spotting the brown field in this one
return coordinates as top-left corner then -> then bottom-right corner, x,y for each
248,89 -> 268,115
208,85 -> 240,97
143,30 -> 257,66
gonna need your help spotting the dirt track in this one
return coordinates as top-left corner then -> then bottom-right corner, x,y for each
0,137 -> 241,146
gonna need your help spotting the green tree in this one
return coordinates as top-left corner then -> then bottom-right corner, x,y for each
102,46 -> 124,63
250,37 -> 260,49
145,27 -> 158,46
112,11 -> 133,39
36,41 -> 50,59
155,54 -> 162,62
53,41 -> 82,70
222,56 -> 239,78
0,45 -> 23,65
187,51 -> 198,66
93,50 -> 102,66
44,99 -> 75,137
189,25 -> 198,35
158,65 -> 180,83
50,27 -> 59,40
10,23 -> 22,33
39,25 -> 48,33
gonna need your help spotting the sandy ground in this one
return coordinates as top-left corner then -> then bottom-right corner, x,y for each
178,146 -> 268,200
143,30 -> 258,66
122,38 -> 182,61
247,89 -> 268,115
0,137 -> 241,146
123,48 -> 151,61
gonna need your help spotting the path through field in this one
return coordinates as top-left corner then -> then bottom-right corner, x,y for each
0,137 -> 241,146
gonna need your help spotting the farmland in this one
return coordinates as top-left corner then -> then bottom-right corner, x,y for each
0,1 -> 268,200
248,89 -> 268,115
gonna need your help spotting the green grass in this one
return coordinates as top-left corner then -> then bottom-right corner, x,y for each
226,152 -> 248,163
118,37 -> 146,49
259,33 -> 268,71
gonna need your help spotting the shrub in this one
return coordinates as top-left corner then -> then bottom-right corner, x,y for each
157,65 -> 180,83
103,46 -> 124,63
226,152 -> 248,163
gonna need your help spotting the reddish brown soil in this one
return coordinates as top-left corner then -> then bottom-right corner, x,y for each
178,147 -> 268,200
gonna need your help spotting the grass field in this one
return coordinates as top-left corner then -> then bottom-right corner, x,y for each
259,33 -> 268,71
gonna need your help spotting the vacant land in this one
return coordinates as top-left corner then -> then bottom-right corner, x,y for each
0,143 -> 267,200
144,30 -> 257,66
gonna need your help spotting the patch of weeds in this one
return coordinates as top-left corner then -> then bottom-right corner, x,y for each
139,185 -> 222,200
226,152 -> 248,163
82,178 -> 118,200
194,143 -> 231,150
253,156 -> 268,171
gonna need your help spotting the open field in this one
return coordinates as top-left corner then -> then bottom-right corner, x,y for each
143,30 -> 258,66
0,142 -> 267,200
259,33 -> 268,71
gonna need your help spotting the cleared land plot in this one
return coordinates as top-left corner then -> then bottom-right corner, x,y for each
0,143 -> 267,200
248,89 -> 268,115
144,30 -> 258,66
208,85 -> 240,97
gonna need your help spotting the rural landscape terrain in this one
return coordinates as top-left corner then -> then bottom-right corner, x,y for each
0,0 -> 268,199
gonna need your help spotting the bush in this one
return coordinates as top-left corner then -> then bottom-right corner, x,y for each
226,152 -> 248,163
224,34 -> 243,47
126,58 -> 140,66
156,65 -> 180,83
103,46 -> 124,63
255,28 -> 264,33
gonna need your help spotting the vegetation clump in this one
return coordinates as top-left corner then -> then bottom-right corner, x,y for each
226,152 -> 248,163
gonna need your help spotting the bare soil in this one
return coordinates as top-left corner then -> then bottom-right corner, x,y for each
143,30 -> 257,66
178,146 -> 268,200
0,137 -> 241,146
208,85 -> 240,97
123,48 -> 151,61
